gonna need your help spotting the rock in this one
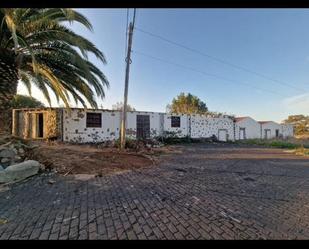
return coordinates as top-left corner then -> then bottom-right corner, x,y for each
0,160 -> 40,184
0,148 -> 16,159
39,164 -> 45,171
1,158 -> 10,164
0,165 -> 3,171
18,148 -> 25,155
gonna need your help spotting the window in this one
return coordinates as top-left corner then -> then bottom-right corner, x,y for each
86,113 -> 102,128
171,116 -> 181,128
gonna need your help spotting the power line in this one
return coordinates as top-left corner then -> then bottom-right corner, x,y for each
135,26 -> 305,93
132,50 -> 287,98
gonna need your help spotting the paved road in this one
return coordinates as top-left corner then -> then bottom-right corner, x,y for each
1,143 -> 309,240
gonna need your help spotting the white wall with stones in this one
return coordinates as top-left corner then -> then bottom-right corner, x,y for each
14,108 -> 294,143
190,115 -> 235,141
163,114 -> 189,137
125,111 -> 164,139
62,109 -> 122,143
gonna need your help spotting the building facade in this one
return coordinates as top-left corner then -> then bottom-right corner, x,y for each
235,117 -> 261,140
190,114 -> 235,141
11,108 -> 294,143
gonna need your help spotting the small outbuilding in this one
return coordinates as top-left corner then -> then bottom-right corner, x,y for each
258,121 -> 281,139
234,116 -> 261,140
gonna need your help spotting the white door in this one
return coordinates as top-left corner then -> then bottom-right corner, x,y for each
218,130 -> 227,142
239,128 -> 245,140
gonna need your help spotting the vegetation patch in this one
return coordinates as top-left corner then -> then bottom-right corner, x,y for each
235,138 -> 309,149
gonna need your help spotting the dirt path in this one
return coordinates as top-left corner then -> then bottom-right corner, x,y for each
27,142 -> 177,175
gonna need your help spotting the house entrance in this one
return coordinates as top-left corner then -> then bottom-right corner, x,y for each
37,113 -> 44,138
264,129 -> 271,139
239,128 -> 246,140
136,115 -> 150,139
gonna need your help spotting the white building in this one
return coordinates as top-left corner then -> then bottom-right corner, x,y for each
11,108 -> 293,143
234,117 -> 261,140
258,121 -> 282,139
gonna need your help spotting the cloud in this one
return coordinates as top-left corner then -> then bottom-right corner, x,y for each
282,93 -> 309,114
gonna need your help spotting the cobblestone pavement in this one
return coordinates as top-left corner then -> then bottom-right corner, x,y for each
1,143 -> 309,240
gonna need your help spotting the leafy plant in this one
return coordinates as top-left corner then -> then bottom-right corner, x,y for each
0,8 -> 109,115
11,94 -> 45,108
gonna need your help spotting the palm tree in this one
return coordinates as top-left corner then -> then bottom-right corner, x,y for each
0,8 -> 109,131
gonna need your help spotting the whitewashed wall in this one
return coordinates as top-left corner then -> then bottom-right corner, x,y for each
124,111 -> 164,139
260,121 -> 281,139
235,117 -> 261,140
281,124 -> 294,138
163,114 -> 189,137
190,115 -> 235,141
63,109 -> 121,143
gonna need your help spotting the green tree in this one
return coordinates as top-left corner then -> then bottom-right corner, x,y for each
112,102 -> 136,112
283,115 -> 309,136
11,94 -> 45,108
166,92 -> 208,115
0,8 -> 109,131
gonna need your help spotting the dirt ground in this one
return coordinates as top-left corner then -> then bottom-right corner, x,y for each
27,141 -> 177,175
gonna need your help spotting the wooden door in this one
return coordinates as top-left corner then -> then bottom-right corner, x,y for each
136,115 -> 150,139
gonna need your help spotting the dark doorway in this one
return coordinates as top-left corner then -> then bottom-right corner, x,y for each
275,129 -> 279,138
38,113 -> 44,138
136,115 -> 150,139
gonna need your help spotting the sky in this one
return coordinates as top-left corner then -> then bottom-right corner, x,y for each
17,8 -> 309,123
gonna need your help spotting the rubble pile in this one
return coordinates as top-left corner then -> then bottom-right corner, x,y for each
0,135 -> 44,183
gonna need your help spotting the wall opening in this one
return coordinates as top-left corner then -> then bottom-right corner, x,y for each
275,129 -> 279,138
171,116 -> 181,128
38,113 -> 44,138
239,128 -> 246,140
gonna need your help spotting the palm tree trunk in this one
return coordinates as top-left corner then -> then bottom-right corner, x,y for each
0,48 -> 19,134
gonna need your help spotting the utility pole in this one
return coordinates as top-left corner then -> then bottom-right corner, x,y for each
120,9 -> 136,149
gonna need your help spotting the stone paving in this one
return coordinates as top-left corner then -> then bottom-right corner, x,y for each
0,143 -> 309,240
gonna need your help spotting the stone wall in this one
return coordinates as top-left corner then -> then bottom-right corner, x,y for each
163,114 -> 189,137
190,115 -> 235,141
13,108 -> 61,139
124,111 -> 164,139
62,109 -> 121,143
